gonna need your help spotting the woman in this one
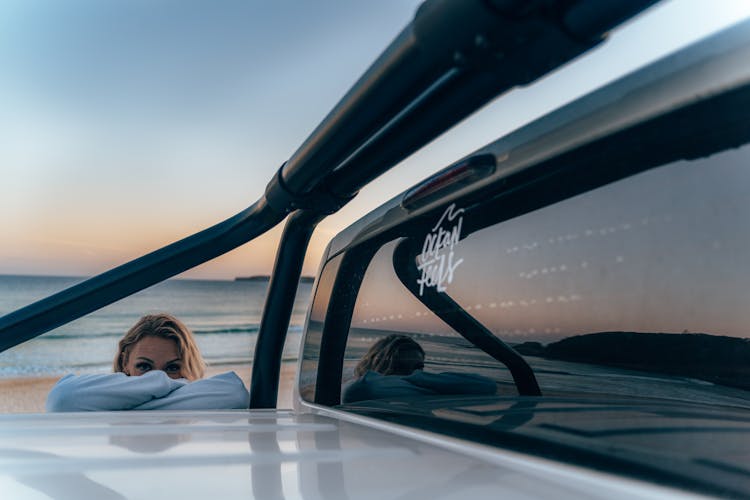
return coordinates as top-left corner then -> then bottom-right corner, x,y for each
46,313 -> 249,412
114,313 -> 205,380
353,334 -> 426,377
342,334 -> 497,403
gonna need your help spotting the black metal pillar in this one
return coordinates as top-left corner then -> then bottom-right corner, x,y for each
249,209 -> 324,408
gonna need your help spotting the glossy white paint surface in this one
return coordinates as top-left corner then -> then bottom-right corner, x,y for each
0,409 -> 699,499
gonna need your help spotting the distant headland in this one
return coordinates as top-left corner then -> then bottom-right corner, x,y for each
514,331 -> 750,391
235,275 -> 314,284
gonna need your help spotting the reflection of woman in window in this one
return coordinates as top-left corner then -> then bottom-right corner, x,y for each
342,334 -> 496,404
354,335 -> 425,376
46,313 -> 249,412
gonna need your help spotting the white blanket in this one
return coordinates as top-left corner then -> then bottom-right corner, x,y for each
46,371 -> 249,412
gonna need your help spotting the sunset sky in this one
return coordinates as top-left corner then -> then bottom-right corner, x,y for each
2,0 -> 749,280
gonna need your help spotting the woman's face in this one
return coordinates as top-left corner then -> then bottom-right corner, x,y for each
123,336 -> 184,379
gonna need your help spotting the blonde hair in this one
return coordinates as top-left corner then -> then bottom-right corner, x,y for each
113,313 -> 206,380
354,334 -> 425,377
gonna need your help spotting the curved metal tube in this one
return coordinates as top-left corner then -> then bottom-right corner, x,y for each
250,210 -> 324,408
392,238 -> 541,396
0,200 -> 285,352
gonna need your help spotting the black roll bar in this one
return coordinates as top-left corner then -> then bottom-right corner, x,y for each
283,0 -> 658,199
392,238 -> 542,396
250,210 -> 324,408
0,201 -> 284,352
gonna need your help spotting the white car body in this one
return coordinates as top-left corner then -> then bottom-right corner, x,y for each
2,2 -> 750,499
0,409 -> 698,499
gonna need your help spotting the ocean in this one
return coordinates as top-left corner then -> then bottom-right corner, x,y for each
0,275 -> 312,378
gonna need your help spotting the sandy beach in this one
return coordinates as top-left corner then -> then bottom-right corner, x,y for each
0,362 -> 297,413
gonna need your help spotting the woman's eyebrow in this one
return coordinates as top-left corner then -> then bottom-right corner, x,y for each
135,357 -> 154,363
164,358 -> 181,364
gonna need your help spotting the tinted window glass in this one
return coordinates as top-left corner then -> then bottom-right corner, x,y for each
341,143 -> 750,407
299,253 -> 343,402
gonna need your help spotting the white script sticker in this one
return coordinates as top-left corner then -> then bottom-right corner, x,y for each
416,204 -> 465,296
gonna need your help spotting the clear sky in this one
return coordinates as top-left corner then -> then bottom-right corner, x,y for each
2,0 -> 749,280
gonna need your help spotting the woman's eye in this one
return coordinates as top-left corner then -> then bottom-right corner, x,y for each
165,364 -> 181,373
135,363 -> 152,372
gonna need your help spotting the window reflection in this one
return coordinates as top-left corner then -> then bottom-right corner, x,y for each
344,144 -> 750,404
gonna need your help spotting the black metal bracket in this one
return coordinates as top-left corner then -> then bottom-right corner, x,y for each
264,166 -> 355,216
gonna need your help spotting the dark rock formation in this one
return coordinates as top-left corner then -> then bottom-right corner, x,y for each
540,332 -> 750,390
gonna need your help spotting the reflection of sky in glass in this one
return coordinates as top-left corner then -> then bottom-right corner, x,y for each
352,144 -> 750,341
